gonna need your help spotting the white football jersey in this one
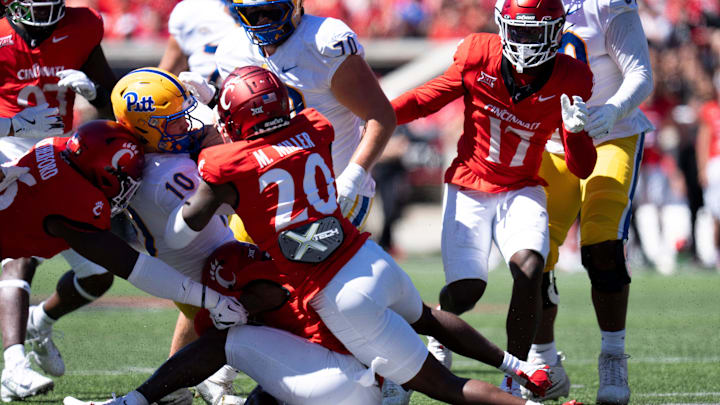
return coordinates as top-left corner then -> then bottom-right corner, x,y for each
168,0 -> 238,79
214,15 -> 375,197
560,0 -> 653,141
126,153 -> 234,280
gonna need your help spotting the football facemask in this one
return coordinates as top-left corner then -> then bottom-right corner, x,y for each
229,0 -> 303,46
495,0 -> 565,73
6,0 -> 65,27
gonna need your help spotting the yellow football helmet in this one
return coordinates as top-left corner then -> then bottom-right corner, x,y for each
227,0 -> 304,46
111,68 -> 205,154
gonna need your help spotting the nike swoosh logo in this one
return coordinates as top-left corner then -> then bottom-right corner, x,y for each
52,35 -> 69,43
538,95 -> 556,102
20,117 -> 35,125
281,65 -> 298,73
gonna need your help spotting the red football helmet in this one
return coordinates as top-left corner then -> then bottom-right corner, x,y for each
63,120 -> 144,217
202,241 -> 271,294
217,66 -> 290,142
495,0 -> 566,72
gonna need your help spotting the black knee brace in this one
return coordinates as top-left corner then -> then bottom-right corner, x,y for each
541,271 -> 559,309
581,240 -> 631,293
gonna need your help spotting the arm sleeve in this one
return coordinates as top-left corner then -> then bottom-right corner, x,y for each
604,10 -> 654,121
561,126 -> 597,179
391,38 -> 470,125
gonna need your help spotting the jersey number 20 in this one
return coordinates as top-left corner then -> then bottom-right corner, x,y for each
259,152 -> 338,232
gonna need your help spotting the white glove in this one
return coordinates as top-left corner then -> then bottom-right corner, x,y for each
585,104 -> 619,139
560,94 -> 589,134
179,71 -> 216,105
57,69 -> 97,101
208,295 -> 248,330
10,103 -> 64,139
0,164 -> 30,193
335,162 -> 367,217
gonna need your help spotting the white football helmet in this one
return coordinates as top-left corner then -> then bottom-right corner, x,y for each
5,0 -> 65,27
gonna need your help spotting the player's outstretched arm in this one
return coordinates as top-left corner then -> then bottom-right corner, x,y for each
73,45 -> 118,118
46,216 -> 248,329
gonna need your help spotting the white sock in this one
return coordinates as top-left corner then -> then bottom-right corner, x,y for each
498,351 -> 521,375
601,329 -> 626,355
123,390 -> 149,405
526,401 -> 542,405
208,364 -> 238,384
528,341 -> 558,366
3,344 -> 25,368
32,302 -> 56,329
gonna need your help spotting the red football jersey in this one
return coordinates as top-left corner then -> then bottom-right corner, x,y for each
700,101 -> 720,160
393,33 -> 595,193
0,137 -> 111,259
195,243 -> 349,354
0,7 -> 104,131
198,109 -> 369,299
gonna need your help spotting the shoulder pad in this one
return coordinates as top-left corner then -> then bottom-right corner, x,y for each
314,17 -> 364,58
603,0 -> 638,17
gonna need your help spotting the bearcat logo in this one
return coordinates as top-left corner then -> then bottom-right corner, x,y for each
111,142 -> 139,169
123,92 -> 156,112
208,258 -> 237,290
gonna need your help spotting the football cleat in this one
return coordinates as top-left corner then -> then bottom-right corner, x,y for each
26,305 -> 65,377
510,362 -> 551,398
195,378 -> 245,405
63,394 -> 127,405
381,379 -> 413,405
520,352 -> 570,401
1,359 -> 54,402
597,352 -> 630,404
426,336 -> 452,369
156,388 -> 193,405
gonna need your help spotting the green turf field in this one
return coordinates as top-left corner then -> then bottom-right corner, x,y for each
3,254 -> 719,404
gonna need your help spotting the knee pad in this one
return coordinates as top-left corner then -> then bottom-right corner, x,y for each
581,240 -> 631,293
541,271 -> 559,309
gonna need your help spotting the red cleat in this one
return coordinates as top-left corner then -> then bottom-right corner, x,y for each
562,400 -> 583,405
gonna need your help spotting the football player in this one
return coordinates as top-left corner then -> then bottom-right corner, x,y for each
64,240 -> 385,405
160,65 -> 585,405
0,121 -> 251,401
158,0 -> 237,87
0,0 -> 120,394
390,0 -> 598,399
157,2 -> 242,400
113,67 -> 242,405
208,0 -> 396,235
697,74 -> 720,271
526,0 -> 654,402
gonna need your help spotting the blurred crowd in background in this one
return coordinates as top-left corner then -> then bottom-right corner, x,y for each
64,0 -> 720,272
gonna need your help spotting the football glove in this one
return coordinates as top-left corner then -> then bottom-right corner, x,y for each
0,164 -> 31,193
512,363 -> 552,398
585,104 -> 619,139
10,103 -> 64,138
57,69 -> 97,101
179,71 -> 216,105
208,295 -> 248,330
335,162 -> 367,217
560,94 -> 589,134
